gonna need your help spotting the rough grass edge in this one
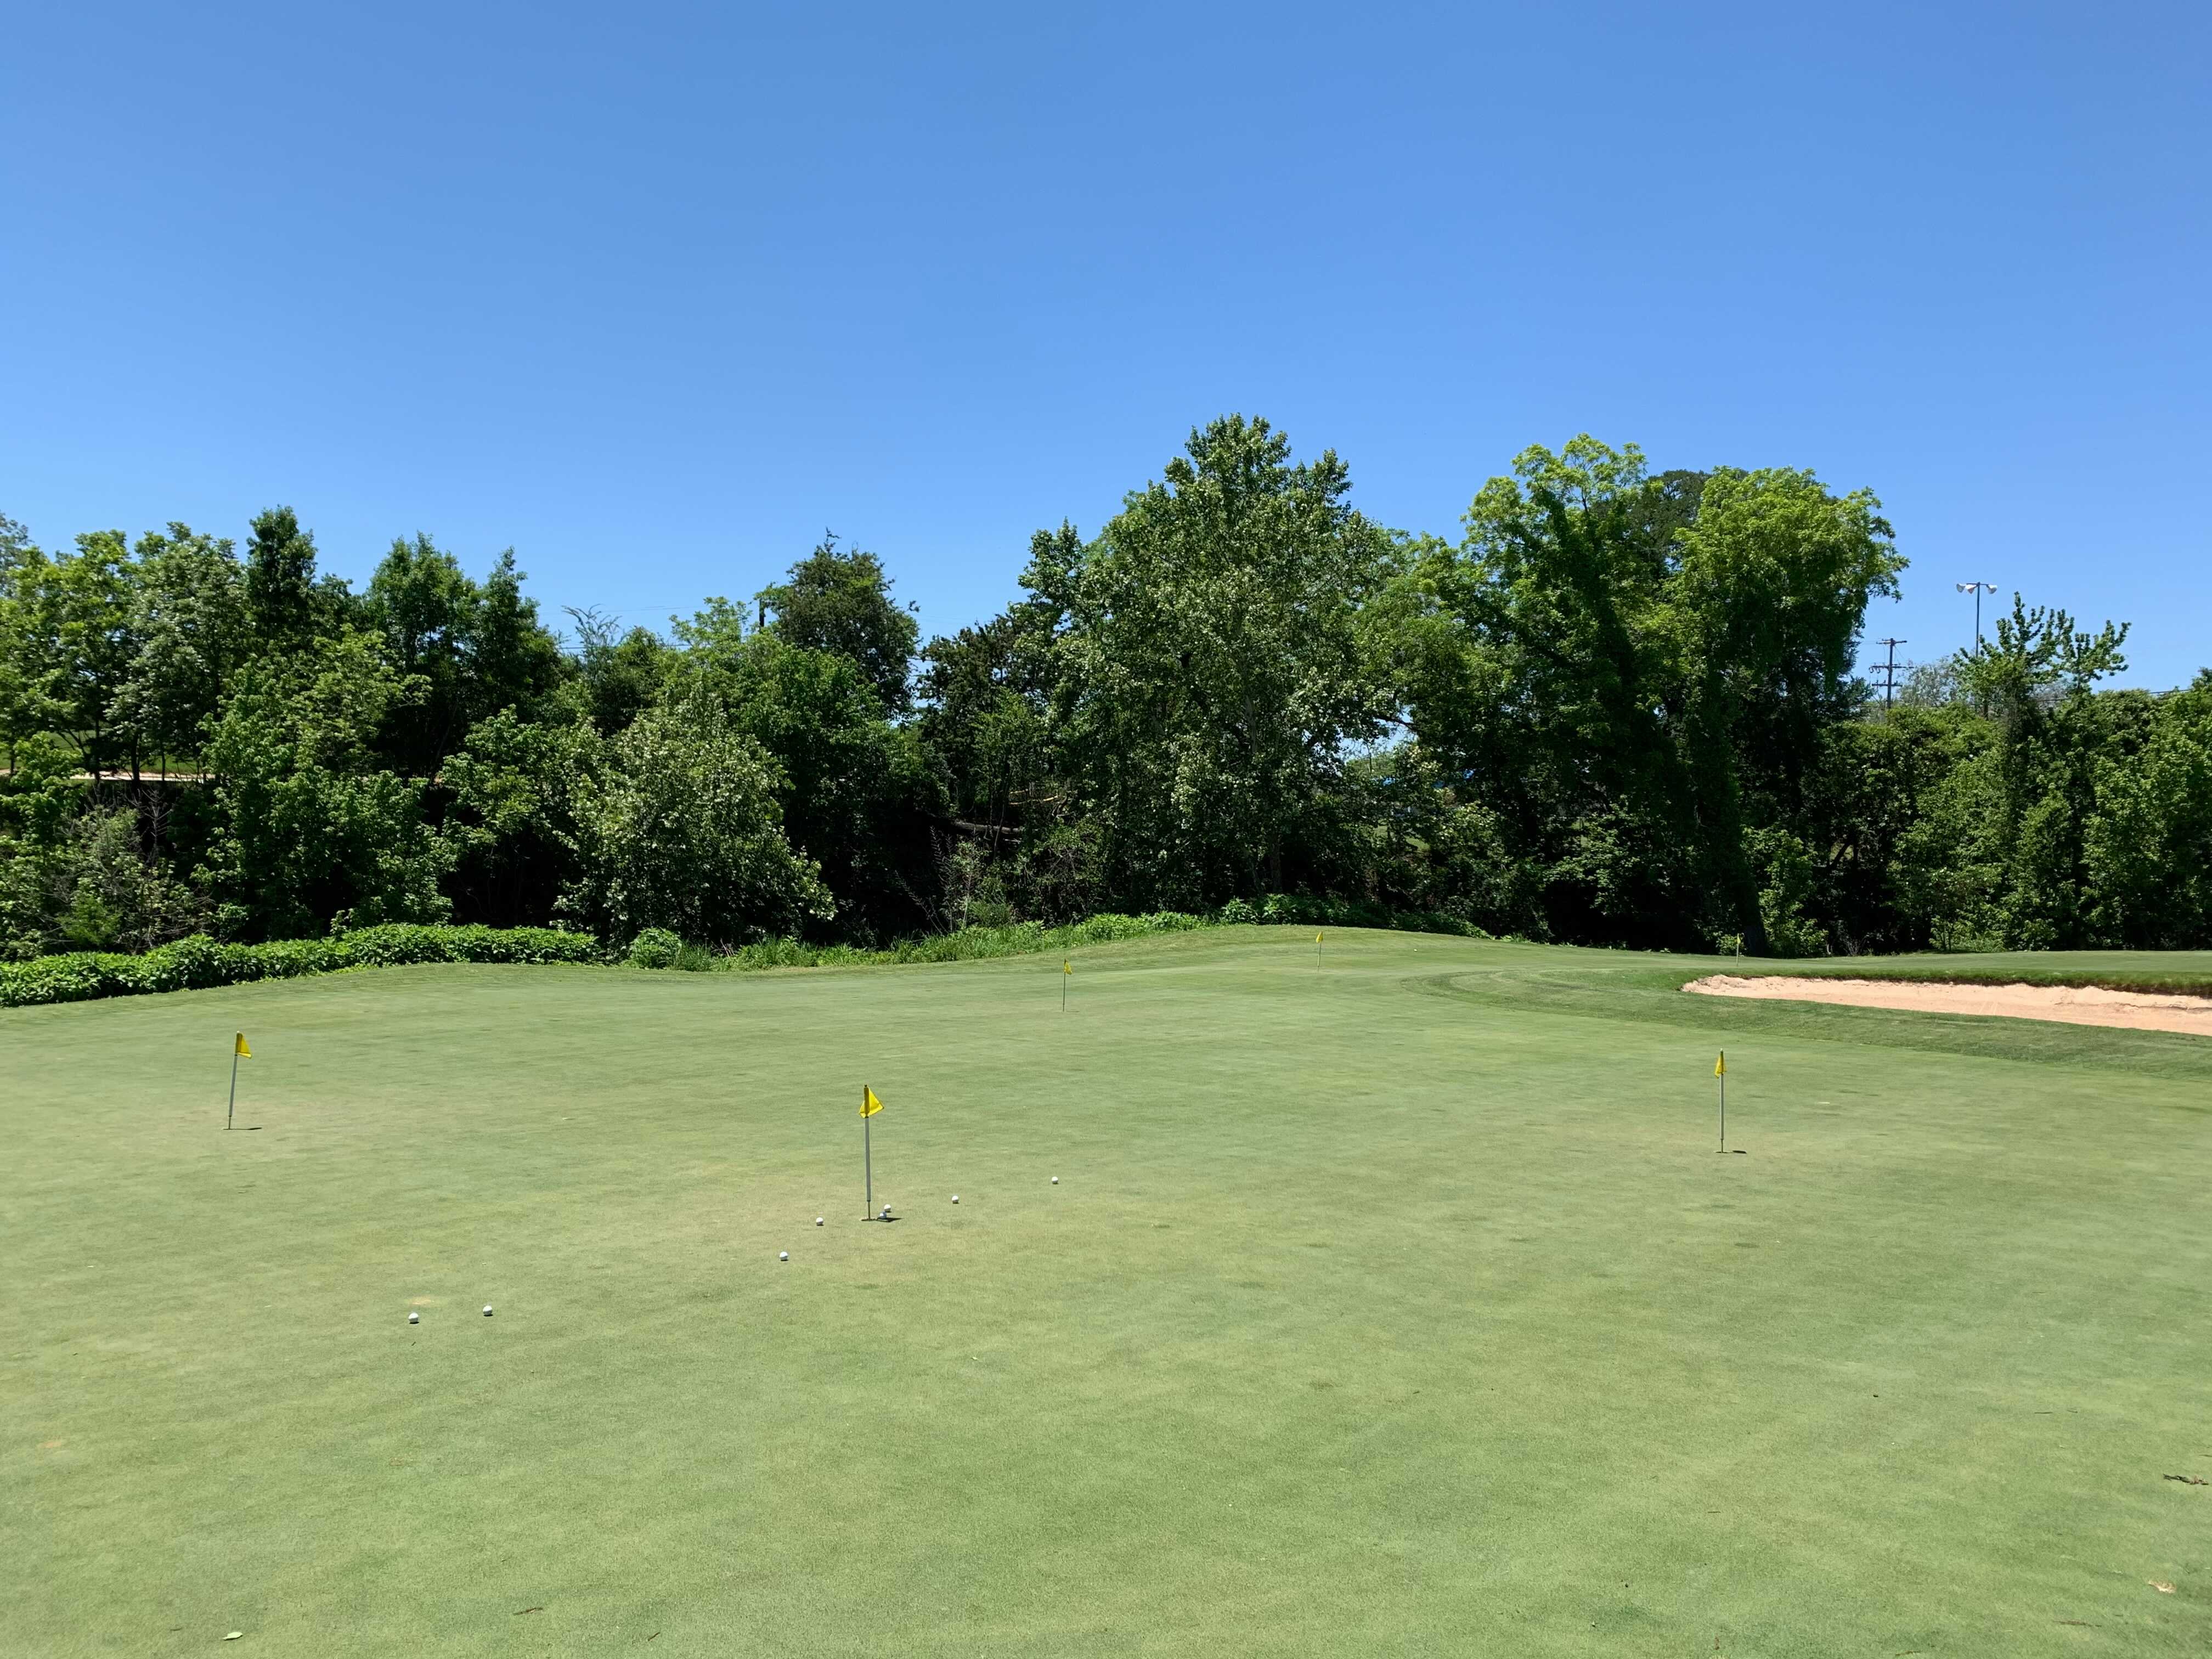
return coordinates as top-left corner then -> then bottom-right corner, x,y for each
1700,962 -> 2212,997
0,896 -> 1489,1008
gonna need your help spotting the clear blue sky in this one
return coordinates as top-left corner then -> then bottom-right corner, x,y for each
4,2 -> 2205,686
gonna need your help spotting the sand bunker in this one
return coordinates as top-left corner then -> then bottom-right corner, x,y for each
1684,974 -> 2212,1037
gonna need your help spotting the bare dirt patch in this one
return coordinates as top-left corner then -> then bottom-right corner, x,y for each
1684,975 -> 2212,1037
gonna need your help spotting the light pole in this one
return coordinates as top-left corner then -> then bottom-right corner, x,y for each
1955,581 -> 1996,647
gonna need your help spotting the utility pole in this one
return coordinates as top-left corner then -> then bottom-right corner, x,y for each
1875,637 -> 1907,709
1955,581 -> 1996,647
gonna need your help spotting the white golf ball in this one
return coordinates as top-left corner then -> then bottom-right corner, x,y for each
482,1306 -> 493,1317
407,1311 -> 419,1324
1051,1176 -> 1059,1184
952,1195 -> 960,1204
779,1251 -> 789,1261
815,1216 -> 824,1226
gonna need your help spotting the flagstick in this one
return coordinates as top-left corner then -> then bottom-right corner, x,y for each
863,1088 -> 873,1220
226,1036 -> 240,1131
1062,961 -> 1069,1013
1717,1068 -> 1726,1153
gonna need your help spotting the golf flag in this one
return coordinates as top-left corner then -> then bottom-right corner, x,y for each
1714,1051 -> 1725,1076
234,1032 -> 252,1058
861,1085 -> 884,1118
1064,960 -> 1071,975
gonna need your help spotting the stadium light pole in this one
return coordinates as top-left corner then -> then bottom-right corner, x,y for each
1955,581 -> 1996,647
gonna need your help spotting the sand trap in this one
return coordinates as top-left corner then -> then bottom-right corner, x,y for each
1684,974 -> 2212,1037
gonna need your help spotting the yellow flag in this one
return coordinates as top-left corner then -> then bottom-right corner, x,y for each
1316,932 -> 1323,944
1714,1051 -> 1725,1076
1064,960 -> 1071,974
234,1032 -> 252,1059
861,1085 -> 883,1118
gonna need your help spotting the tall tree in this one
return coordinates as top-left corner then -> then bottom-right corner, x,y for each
757,534 -> 921,713
115,523 -> 249,771
1042,416 -> 1394,908
1401,437 -> 1900,952
243,506 -> 325,651
198,631 -> 450,939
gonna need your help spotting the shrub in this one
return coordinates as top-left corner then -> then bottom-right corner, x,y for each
0,924 -> 603,1007
628,928 -> 682,969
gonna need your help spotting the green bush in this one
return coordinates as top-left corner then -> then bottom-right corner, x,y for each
628,928 -> 682,969
0,925 -> 602,1008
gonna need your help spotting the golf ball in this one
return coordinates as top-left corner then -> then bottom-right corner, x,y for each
952,1195 -> 960,1204
482,1306 -> 493,1317
1051,1176 -> 1059,1184
407,1311 -> 419,1324
779,1251 -> 789,1261
815,1216 -> 824,1226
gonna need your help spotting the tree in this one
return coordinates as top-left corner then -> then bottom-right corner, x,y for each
0,515 -> 48,770
243,506 -> 328,651
10,531 -> 142,778
1042,416 -> 1394,909
560,680 -> 831,945
469,550 -> 567,724
564,607 -> 670,736
1917,597 -> 2135,947
198,631 -> 451,939
115,524 -> 250,770
442,709 -> 599,929
676,601 -> 941,939
757,534 -> 921,713
1399,437 -> 1900,953
2084,674 -> 2212,947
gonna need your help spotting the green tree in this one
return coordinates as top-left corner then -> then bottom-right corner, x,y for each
0,514 -> 48,770
1042,416 -> 1395,908
676,602 -> 940,939
199,631 -> 451,939
115,524 -> 250,770
564,607 -> 671,736
1926,597 -> 2134,947
1400,437 -> 1900,952
2084,674 -> 2212,947
10,531 -> 142,778
757,534 -> 921,713
470,550 -> 567,724
243,506 -> 328,651
561,680 -> 830,945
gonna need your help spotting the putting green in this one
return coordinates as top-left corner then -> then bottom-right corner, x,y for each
7,929 -> 2210,1656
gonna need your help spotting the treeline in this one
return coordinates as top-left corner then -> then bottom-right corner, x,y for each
3,419 -> 2207,963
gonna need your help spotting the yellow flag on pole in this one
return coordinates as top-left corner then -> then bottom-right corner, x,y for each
234,1032 -> 252,1059
1064,960 -> 1071,974
1714,1051 -> 1725,1076
861,1085 -> 883,1118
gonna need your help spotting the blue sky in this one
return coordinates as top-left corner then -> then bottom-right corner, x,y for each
4,2 -> 2205,686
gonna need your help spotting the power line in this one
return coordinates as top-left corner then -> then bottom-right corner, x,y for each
1875,637 -> 1908,709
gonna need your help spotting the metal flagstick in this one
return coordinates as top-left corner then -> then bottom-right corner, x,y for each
1062,960 -> 1069,1012
1717,1053 -> 1726,1153
227,1034 -> 241,1130
863,1088 -> 873,1220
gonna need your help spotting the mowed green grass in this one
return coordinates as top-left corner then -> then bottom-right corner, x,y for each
6,930 -> 2210,1657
